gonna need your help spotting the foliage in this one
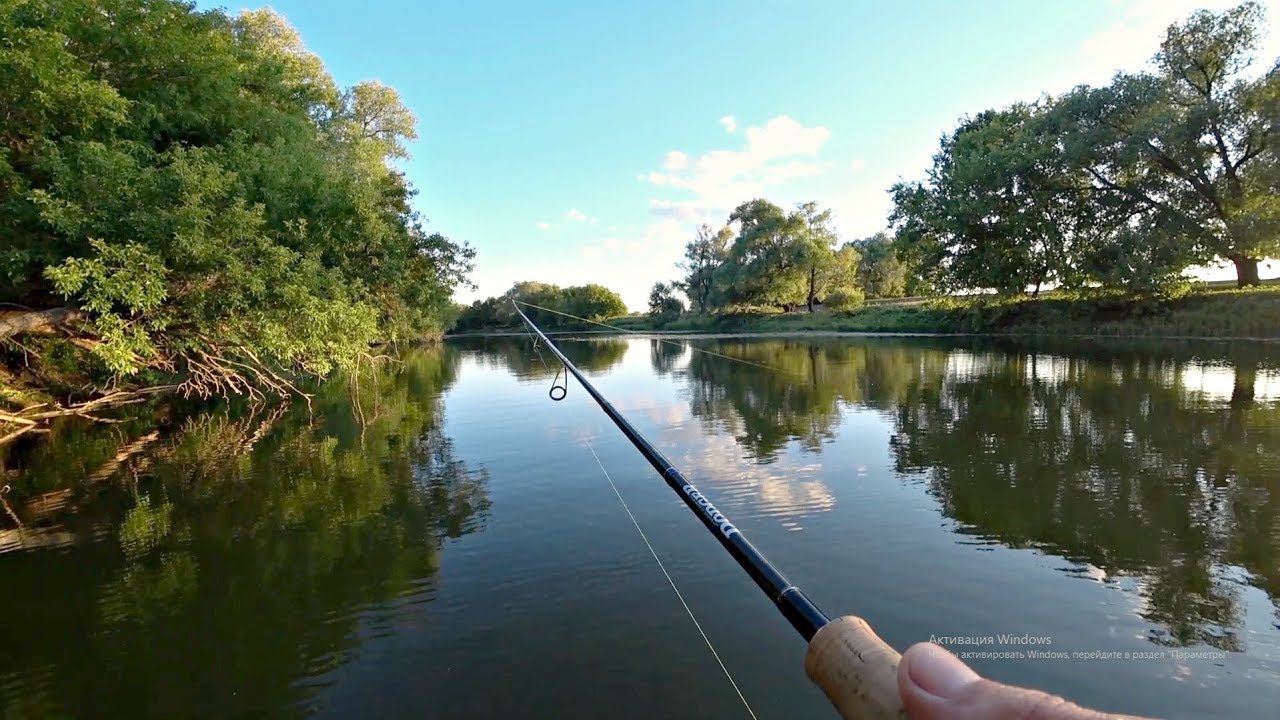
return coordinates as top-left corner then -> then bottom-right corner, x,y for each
676,224 -> 732,312
705,199 -> 859,311
452,281 -> 628,331
824,287 -> 866,311
648,282 -> 684,322
850,232 -> 908,298
891,2 -> 1278,294
605,284 -> 1280,339
891,103 -> 1094,295
560,283 -> 628,322
0,0 -> 473,393
714,199 -> 809,308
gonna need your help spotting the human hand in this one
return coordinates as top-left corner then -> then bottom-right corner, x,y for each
898,642 -> 1153,720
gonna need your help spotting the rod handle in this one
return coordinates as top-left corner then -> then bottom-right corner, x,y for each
805,615 -> 905,720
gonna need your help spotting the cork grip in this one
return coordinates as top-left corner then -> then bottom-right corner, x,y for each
804,615 -> 906,720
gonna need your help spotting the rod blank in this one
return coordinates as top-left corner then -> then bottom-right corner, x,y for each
513,302 -> 828,640
513,302 -> 905,719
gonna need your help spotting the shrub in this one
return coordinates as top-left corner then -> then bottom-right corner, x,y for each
824,287 -> 866,311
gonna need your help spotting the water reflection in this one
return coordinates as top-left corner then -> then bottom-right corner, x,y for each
466,335 -> 629,378
667,337 -> 1280,652
0,347 -> 488,718
675,339 -> 945,460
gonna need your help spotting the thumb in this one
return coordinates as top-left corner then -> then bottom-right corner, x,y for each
897,643 -> 1139,720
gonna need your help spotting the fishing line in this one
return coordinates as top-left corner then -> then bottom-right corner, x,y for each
509,304 -> 908,720
583,436 -> 759,720
512,300 -> 808,380
523,319 -> 568,401
524,334 -> 757,717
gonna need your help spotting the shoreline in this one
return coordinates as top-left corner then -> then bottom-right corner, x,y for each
446,328 -> 1280,343
448,286 -> 1280,343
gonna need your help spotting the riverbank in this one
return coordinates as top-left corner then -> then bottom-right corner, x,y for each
449,286 -> 1280,340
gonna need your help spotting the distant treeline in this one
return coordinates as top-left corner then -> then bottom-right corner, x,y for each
1,1 -> 472,401
452,282 -> 627,331
891,2 -> 1278,295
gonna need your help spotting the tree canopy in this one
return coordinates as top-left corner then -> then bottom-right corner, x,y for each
1,0 -> 473,398
452,281 -> 628,331
662,199 -> 870,315
891,1 -> 1278,294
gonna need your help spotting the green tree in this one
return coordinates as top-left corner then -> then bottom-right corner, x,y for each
850,232 -> 907,298
0,0 -> 473,402
454,281 -> 627,331
677,223 -> 732,312
793,202 -> 854,312
648,282 -> 684,322
559,284 -> 628,323
818,246 -> 860,305
500,281 -> 563,326
717,199 -> 810,309
890,104 -> 1088,295
1059,2 -> 1279,287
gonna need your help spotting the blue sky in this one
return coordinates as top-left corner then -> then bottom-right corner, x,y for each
208,0 -> 1278,310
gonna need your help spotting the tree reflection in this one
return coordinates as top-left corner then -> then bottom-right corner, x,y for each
456,335 -> 629,378
680,338 -> 948,461
677,336 -> 1279,651
0,346 -> 489,718
889,347 -> 1279,651
649,339 -> 685,377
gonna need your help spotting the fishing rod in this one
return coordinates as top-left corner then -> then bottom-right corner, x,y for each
512,302 -> 904,720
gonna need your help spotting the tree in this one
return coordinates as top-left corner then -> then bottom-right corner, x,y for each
890,104 -> 1089,295
335,81 -> 418,160
0,1 -> 473,399
793,202 -> 847,312
718,199 -> 811,309
1060,2 -> 1279,287
499,281 -> 562,326
648,282 -> 684,321
850,233 -> 907,298
818,246 -> 861,302
454,282 -> 627,330
677,224 -> 732,312
559,284 -> 627,323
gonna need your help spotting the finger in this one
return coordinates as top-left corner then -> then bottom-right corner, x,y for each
897,642 -> 1139,720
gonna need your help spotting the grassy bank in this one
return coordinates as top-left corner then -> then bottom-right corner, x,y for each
451,286 -> 1280,340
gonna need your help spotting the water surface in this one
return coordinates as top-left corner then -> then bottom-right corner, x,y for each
2,335 -> 1278,718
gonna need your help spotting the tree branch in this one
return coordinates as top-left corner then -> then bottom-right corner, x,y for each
0,308 -> 86,341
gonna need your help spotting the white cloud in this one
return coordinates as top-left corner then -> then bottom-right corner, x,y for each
719,115 -> 737,133
641,115 -> 832,224
563,208 -> 599,224
580,220 -> 685,260
662,151 -> 689,170
536,221 -> 552,231
850,157 -> 865,173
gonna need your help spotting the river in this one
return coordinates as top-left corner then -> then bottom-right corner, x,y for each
1,335 -> 1277,719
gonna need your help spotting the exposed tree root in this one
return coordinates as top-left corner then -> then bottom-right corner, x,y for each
0,387 -> 176,446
